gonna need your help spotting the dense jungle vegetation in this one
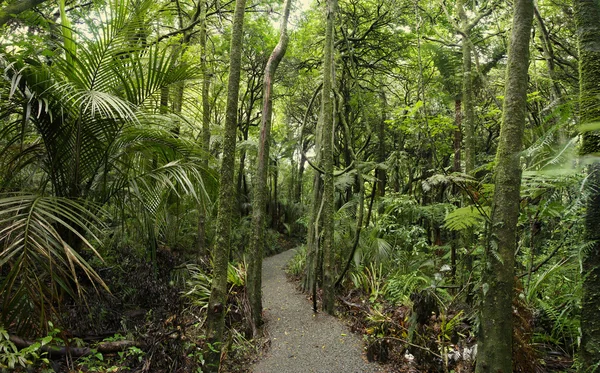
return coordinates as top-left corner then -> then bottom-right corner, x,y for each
1,0 -> 599,371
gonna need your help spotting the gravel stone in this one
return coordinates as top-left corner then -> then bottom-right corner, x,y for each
251,249 -> 383,373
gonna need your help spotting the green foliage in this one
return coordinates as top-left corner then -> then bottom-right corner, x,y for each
182,266 -> 212,311
181,262 -> 245,311
444,206 -> 490,231
0,194 -> 107,331
227,262 -> 246,288
350,263 -> 386,302
286,246 -> 307,277
0,326 -> 51,370
385,271 -> 431,306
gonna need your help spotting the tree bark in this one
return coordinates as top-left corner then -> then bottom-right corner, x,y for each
533,2 -> 562,104
376,91 -> 387,196
320,0 -> 337,315
475,1 -> 533,372
0,0 -> 47,27
196,1 -> 210,259
458,0 -> 476,175
576,0 -> 600,370
204,0 -> 246,369
247,0 -> 291,331
9,335 -> 139,359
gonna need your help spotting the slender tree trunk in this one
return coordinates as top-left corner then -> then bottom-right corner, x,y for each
576,0 -> 600,370
197,2 -> 210,259
453,99 -> 462,173
533,2 -> 562,104
377,91 -> 387,196
458,0 -> 475,175
475,1 -> 533,372
296,150 -> 306,202
320,0 -> 337,314
237,141 -> 248,215
271,159 -> 279,228
247,0 -> 291,332
334,91 -> 364,287
205,0 -> 246,369
451,99 -> 462,280
304,170 -> 322,297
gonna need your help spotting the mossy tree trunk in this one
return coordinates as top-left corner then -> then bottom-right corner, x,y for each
247,0 -> 292,332
475,0 -> 533,372
204,0 -> 246,369
320,0 -> 337,314
576,0 -> 600,370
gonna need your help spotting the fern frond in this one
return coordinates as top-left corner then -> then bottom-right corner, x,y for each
444,206 -> 489,231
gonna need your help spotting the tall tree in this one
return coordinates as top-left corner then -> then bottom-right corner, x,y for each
204,0 -> 246,368
576,0 -> 600,370
457,0 -> 476,175
197,0 -> 211,258
320,0 -> 338,314
247,0 -> 292,331
475,0 -> 533,372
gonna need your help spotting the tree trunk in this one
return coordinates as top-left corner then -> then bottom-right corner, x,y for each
475,1 -> 533,372
246,0 -> 291,333
271,159 -> 279,229
377,91 -> 387,196
205,0 -> 246,369
296,149 -> 306,202
576,0 -> 600,370
0,0 -> 47,27
320,0 -> 337,315
334,90 -> 364,287
197,0 -> 210,259
458,0 -> 475,175
453,99 -> 462,173
533,3 -> 562,104
304,170 -> 322,299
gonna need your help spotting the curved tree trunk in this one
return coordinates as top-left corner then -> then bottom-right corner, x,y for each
205,0 -> 246,369
475,1 -> 533,372
247,0 -> 292,331
576,0 -> 600,370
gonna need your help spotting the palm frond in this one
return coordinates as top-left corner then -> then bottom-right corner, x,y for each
0,193 -> 107,334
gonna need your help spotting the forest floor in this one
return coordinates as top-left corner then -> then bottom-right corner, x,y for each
250,249 -> 384,373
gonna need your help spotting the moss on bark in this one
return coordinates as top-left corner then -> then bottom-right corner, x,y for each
204,0 -> 246,369
475,0 -> 533,372
320,0 -> 338,315
576,0 -> 600,371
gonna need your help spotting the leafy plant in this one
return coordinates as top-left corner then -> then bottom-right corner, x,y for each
286,246 -> 307,277
444,206 -> 490,232
350,263 -> 386,302
0,194 -> 107,332
0,326 -> 51,370
385,271 -> 431,306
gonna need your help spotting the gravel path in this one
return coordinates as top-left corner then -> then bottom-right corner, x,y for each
251,249 -> 382,373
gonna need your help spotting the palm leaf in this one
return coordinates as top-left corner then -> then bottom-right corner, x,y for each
0,194 -> 107,334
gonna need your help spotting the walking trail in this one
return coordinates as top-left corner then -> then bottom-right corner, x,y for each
251,249 -> 382,373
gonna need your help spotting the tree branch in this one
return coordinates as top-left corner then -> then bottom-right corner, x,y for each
0,0 -> 47,27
